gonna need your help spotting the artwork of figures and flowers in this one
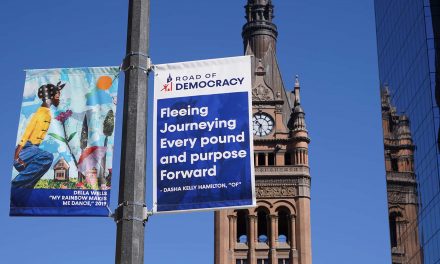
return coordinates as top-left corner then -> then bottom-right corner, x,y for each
12,67 -> 119,191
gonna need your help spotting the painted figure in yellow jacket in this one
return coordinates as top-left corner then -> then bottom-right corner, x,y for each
12,82 -> 65,188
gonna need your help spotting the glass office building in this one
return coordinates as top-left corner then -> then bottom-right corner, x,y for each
375,0 -> 440,263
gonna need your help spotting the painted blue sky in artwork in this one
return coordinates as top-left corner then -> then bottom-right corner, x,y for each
86,88 -> 115,106
12,67 -> 119,181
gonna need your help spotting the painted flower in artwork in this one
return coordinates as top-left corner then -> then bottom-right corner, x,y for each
55,110 -> 73,123
50,109 -> 78,168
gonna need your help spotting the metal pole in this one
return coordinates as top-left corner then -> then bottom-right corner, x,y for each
115,0 -> 150,263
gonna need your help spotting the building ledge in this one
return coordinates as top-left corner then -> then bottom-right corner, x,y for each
255,165 -> 310,177
256,242 -> 270,250
386,172 -> 417,184
391,246 -> 405,255
235,243 -> 249,250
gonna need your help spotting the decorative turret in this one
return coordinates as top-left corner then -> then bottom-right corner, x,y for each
288,76 -> 307,133
397,115 -> 412,142
381,85 -> 391,111
293,75 -> 302,108
381,86 -> 399,138
396,115 -> 415,173
242,0 -> 278,58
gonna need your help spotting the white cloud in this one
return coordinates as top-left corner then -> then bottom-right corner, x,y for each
23,79 -> 39,98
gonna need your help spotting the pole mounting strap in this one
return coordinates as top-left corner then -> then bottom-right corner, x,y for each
118,201 -> 146,207
112,201 -> 153,225
120,51 -> 153,73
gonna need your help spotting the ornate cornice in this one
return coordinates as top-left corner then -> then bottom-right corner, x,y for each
386,172 -> 417,185
253,100 -> 284,106
254,136 -> 310,144
256,186 -> 296,198
384,141 -> 415,151
387,190 -> 418,205
387,180 -> 418,205
256,177 -> 310,185
255,166 -> 310,177
255,176 -> 311,198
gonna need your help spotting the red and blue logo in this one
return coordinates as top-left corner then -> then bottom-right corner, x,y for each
161,74 -> 173,92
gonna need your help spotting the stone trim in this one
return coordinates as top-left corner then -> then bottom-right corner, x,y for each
255,166 -> 310,177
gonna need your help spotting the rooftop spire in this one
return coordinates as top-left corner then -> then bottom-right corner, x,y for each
397,115 -> 412,141
242,0 -> 278,58
294,75 -> 301,106
288,75 -> 307,132
381,84 -> 391,110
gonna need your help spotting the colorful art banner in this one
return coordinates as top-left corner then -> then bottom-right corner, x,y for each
10,67 -> 119,216
153,56 -> 255,213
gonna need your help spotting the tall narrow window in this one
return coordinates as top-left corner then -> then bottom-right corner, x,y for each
405,158 -> 410,171
258,153 -> 266,166
278,209 -> 289,243
257,209 -> 269,243
389,212 -> 399,248
284,152 -> 292,165
268,153 -> 275,166
391,158 -> 399,172
257,259 -> 268,264
237,210 -> 248,243
278,259 -> 289,264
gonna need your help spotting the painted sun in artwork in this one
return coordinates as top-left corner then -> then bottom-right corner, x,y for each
96,76 -> 113,90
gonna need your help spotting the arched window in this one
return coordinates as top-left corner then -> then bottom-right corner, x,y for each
257,209 -> 269,243
278,209 -> 290,243
236,210 -> 248,243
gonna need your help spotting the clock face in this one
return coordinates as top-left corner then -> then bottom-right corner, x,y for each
253,113 -> 274,136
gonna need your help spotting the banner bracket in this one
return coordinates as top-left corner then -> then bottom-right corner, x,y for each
112,201 -> 152,225
121,52 -> 154,74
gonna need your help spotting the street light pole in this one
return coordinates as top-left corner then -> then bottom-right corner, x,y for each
115,0 -> 150,263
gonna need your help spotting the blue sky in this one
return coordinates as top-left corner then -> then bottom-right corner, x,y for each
0,0 -> 389,263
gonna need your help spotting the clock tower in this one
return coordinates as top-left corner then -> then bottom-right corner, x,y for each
214,1 -> 312,264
